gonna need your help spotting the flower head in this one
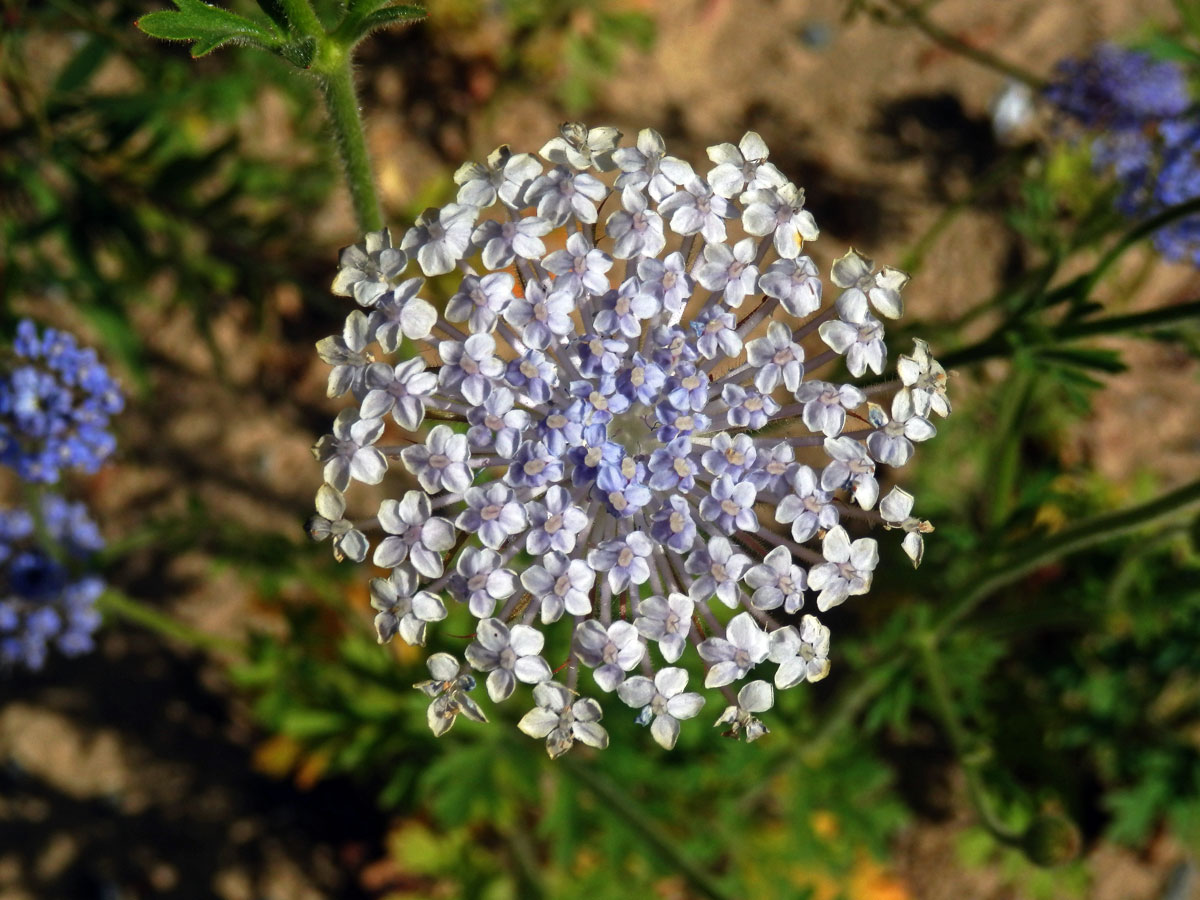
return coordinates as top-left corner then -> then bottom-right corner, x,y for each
1046,45 -> 1200,265
1,494 -> 105,671
1,320 -> 123,484
311,124 -> 949,752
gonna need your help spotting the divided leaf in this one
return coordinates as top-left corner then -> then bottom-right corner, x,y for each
340,2 -> 426,44
136,0 -> 282,58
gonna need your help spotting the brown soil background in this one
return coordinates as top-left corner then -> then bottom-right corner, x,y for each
4,0 -> 1200,898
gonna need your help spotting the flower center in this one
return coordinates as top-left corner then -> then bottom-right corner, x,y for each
481,504 -> 502,521
607,406 -> 659,457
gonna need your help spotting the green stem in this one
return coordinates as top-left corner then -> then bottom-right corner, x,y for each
1043,196 -> 1200,309
315,48 -> 384,234
560,757 -> 735,900
917,635 -> 1022,845
899,152 -> 1028,274
940,298 -> 1200,369
1071,197 -> 1200,301
802,478 -> 1200,758
276,0 -> 325,38
1053,298 -> 1200,340
932,477 -> 1200,641
97,589 -> 244,655
983,366 -> 1034,532
880,0 -> 1047,88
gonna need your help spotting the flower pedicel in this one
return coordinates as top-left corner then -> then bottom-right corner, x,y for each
309,124 -> 949,755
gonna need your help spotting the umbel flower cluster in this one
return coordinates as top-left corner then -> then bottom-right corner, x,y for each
1046,44 -> 1200,264
1,319 -> 121,672
310,124 -> 950,755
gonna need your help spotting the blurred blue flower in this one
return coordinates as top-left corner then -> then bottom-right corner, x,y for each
0,319 -> 124,484
1047,44 -> 1200,265
0,494 -> 105,671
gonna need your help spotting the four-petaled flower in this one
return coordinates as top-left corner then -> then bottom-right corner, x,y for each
370,568 -> 447,646
698,611 -> 770,688
465,618 -> 553,702
617,667 -> 705,750
573,619 -> 646,692
807,526 -> 878,612
769,616 -> 831,688
518,682 -> 609,758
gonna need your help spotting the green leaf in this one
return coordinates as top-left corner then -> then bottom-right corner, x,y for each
277,708 -> 348,738
340,2 -> 425,44
255,0 -> 292,31
1035,345 -> 1128,374
53,36 -> 111,95
136,0 -> 281,58
277,36 -> 317,67
1132,31 -> 1200,64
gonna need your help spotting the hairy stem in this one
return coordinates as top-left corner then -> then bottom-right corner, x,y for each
316,48 -> 384,234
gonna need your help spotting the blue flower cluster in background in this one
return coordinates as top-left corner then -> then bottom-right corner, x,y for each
1,319 -> 121,671
0,318 -> 124,483
1046,44 -> 1200,264
0,495 -> 105,670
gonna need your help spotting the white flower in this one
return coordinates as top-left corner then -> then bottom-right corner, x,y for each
372,491 -> 456,577
465,618 -> 552,702
370,568 -> 446,646
313,123 -> 950,753
400,203 -> 478,276
714,680 -> 774,742
745,545 -> 807,613
634,592 -> 694,663
866,390 -> 936,467
414,653 -> 487,737
830,248 -> 908,320
698,611 -> 770,688
573,620 -> 646,692
879,486 -> 934,568
897,338 -> 951,418
518,682 -> 609,758
306,484 -> 368,563
540,122 -> 622,172
769,615 -> 831,688
807,526 -> 878,612
617,668 -> 705,749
